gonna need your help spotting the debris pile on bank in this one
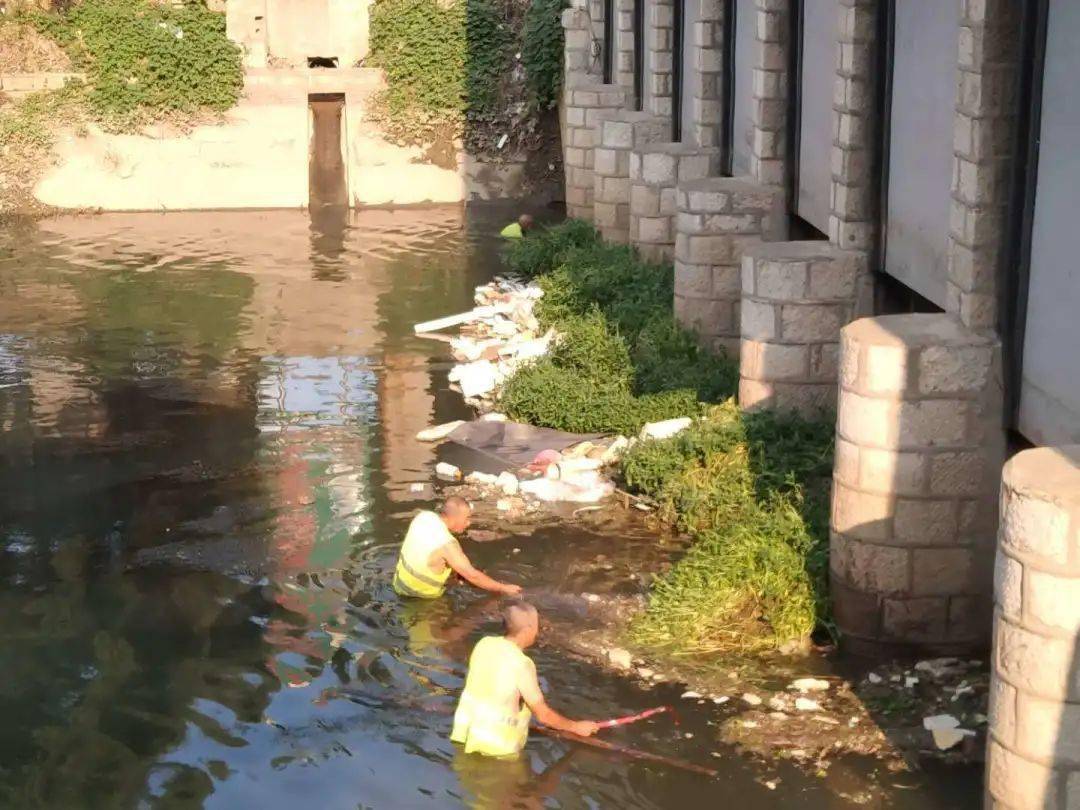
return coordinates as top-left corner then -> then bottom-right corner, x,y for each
415,278 -> 696,508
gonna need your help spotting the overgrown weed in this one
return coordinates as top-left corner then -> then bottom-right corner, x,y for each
502,220 -> 835,653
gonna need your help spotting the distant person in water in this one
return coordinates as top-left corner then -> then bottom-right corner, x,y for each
499,214 -> 534,239
393,496 -> 522,599
451,600 -> 599,757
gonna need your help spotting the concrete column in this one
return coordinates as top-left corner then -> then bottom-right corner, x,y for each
563,84 -> 629,221
629,143 -> 719,261
740,242 -> 864,416
946,0 -> 1021,331
594,111 -> 670,243
830,313 -> 1004,654
674,177 -> 785,356
986,445 -> 1080,810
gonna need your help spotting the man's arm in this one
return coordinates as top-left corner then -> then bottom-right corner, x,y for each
517,658 -> 598,737
440,539 -> 522,596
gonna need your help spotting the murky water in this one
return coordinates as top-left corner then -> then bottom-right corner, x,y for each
0,207 -> 978,808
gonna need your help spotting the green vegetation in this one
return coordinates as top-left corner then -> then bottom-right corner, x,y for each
368,0 -> 564,152
25,0 -> 243,129
499,223 -> 737,434
502,221 -> 834,653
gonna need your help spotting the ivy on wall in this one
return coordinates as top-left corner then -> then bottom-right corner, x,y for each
26,0 -> 243,129
369,0 -> 565,156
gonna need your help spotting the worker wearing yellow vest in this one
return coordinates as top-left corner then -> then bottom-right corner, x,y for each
393,497 -> 521,599
499,214 -> 534,239
451,600 -> 599,757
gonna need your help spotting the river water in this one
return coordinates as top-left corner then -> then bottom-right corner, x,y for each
0,207 -> 978,808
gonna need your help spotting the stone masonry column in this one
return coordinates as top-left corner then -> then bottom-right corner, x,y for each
830,314 -> 1004,654
674,177 -> 785,357
593,111 -> 669,243
986,446 -> 1080,810
562,84 -> 628,221
629,144 -> 719,262
740,242 -> 864,416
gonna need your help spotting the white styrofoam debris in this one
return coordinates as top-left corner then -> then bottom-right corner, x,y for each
790,678 -> 831,693
416,420 -> 465,442
435,462 -> 461,481
465,471 -> 499,486
794,697 -> 821,712
496,471 -> 519,495
922,714 -> 961,731
639,417 -> 693,441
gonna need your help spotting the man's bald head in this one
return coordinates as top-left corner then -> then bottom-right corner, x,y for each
440,496 -> 472,532
502,599 -> 539,646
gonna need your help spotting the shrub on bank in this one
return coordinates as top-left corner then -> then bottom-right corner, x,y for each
26,0 -> 243,128
501,220 -> 834,653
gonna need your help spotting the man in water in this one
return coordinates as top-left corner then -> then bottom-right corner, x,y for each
499,214 -> 534,239
451,600 -> 599,757
393,497 -> 521,599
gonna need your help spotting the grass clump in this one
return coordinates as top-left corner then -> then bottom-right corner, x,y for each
501,219 -> 835,653
623,405 -> 833,653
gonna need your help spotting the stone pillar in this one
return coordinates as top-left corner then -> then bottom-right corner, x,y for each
986,445 -> 1080,810
645,0 -> 675,121
561,6 -> 596,88
594,111 -> 670,243
563,84 -> 629,221
747,0 -> 790,187
830,313 -> 1004,654
830,0 -> 878,255
674,177 -> 785,356
740,242 -> 864,416
629,143 -> 719,262
946,0 -> 1021,331
682,0 -> 725,148
615,0 -> 636,92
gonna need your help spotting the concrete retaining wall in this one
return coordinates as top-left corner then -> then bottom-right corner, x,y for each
32,69 -> 538,210
987,445 -> 1080,810
0,73 -> 84,98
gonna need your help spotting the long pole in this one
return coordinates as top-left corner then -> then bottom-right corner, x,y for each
534,726 -> 719,778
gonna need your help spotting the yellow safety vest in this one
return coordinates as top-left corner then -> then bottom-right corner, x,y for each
499,222 -> 524,239
451,636 -> 533,758
393,511 -> 454,599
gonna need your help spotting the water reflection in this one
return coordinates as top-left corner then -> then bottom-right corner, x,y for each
0,208 -> 976,809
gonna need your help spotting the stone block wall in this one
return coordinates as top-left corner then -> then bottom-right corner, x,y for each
830,313 -> 1004,654
630,143 -> 719,261
946,0 -> 1022,331
594,111 -> 670,243
674,177 -> 785,356
563,83 -> 629,220
614,0 -> 636,92
562,7 -> 598,88
986,445 -> 1080,810
740,242 -> 863,416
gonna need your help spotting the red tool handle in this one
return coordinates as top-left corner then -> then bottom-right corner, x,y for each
598,705 -> 671,729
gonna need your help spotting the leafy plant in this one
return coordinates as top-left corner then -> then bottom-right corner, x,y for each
521,0 -> 565,109
24,0 -> 242,128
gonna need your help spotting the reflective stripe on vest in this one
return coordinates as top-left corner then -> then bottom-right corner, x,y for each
393,549 -> 451,599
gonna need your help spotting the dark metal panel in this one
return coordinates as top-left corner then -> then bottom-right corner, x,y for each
721,0 -> 736,172
604,0 -> 615,83
731,0 -> 755,175
881,0 -> 960,308
1018,0 -> 1080,444
673,0 -> 685,141
794,0 -> 836,233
